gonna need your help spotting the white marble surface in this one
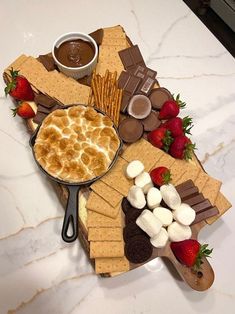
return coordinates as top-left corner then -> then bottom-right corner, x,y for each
0,0 -> 235,313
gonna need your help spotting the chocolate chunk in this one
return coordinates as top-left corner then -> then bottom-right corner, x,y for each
192,199 -> 212,214
34,94 -> 58,108
184,193 -> 205,206
140,111 -> 161,131
124,235 -> 153,264
176,180 -> 195,193
121,197 -> 135,214
37,105 -> 52,114
33,112 -> 47,124
123,222 -> 146,242
191,207 -> 219,225
149,87 -> 172,110
180,186 -> 199,201
125,208 -> 142,224
118,71 -> 141,112
38,54 -> 55,71
89,29 -> 104,45
132,65 -> 157,79
127,95 -> 152,119
118,45 -> 145,72
118,118 -> 143,143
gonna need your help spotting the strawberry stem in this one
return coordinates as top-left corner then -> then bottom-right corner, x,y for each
162,129 -> 174,152
162,170 -> 172,184
183,116 -> 193,135
11,107 -> 18,117
194,244 -> 213,271
184,142 -> 196,160
4,67 -> 19,95
174,93 -> 186,109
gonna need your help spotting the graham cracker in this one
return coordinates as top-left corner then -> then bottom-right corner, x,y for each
95,256 -> 129,274
194,170 -> 209,192
206,192 -> 232,224
87,209 -> 122,228
152,152 -> 175,170
168,159 -> 191,184
201,177 -> 222,205
101,157 -> 132,196
90,241 -> 124,258
102,37 -> 128,46
86,192 -> 120,218
176,164 -> 200,185
13,56 -> 90,105
4,54 -> 28,74
121,139 -> 164,171
103,26 -> 126,39
88,227 -> 123,241
91,180 -> 123,207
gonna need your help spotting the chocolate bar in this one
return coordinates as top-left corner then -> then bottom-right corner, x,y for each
34,94 -> 58,108
118,72 -> 141,112
184,193 -> 205,206
89,29 -> 104,46
176,180 -> 194,193
132,65 -> 157,79
33,112 -> 47,124
192,199 -> 212,214
38,54 -> 55,71
191,207 -> 219,225
118,45 -> 145,72
180,186 -> 199,201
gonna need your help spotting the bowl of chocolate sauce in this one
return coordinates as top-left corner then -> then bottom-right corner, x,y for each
52,32 -> 98,79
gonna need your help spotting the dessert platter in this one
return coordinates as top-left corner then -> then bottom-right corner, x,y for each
3,25 -> 232,291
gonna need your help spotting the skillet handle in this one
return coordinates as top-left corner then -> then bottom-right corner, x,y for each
62,185 -> 79,243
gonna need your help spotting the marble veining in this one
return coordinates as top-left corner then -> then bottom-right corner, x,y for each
0,0 -> 235,313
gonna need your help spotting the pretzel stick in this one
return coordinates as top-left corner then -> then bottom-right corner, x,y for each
115,89 -> 123,125
92,77 -> 100,108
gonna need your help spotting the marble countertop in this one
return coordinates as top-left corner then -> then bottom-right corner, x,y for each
0,0 -> 235,313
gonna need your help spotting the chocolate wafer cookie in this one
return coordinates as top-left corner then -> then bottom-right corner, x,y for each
125,235 -> 153,264
123,222 -> 147,242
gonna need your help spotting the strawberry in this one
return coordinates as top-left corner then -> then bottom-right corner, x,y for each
147,127 -> 173,152
171,239 -> 213,269
169,135 -> 196,160
162,116 -> 193,138
5,68 -> 34,101
150,167 -> 171,186
11,102 -> 35,119
159,94 -> 186,120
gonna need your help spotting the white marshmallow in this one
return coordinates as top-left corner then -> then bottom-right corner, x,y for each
147,187 -> 162,209
126,160 -> 144,179
173,203 -> 196,226
153,207 -> 173,227
160,184 -> 181,210
167,221 -> 192,242
135,172 -> 153,194
136,209 -> 162,237
127,185 -> 146,209
150,228 -> 169,248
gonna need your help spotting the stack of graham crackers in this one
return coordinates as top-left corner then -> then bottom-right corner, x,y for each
96,26 -> 129,76
4,55 -> 90,105
83,138 -> 231,274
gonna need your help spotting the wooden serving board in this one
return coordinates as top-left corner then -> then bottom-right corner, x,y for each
3,24 -> 231,291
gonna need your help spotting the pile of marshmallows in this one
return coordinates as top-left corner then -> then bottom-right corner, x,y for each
125,160 -> 196,248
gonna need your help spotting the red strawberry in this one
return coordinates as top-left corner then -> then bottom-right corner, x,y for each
162,116 -> 193,138
12,102 -> 35,119
171,240 -> 213,269
159,94 -> 186,120
147,127 -> 173,152
5,68 -> 34,101
169,135 -> 196,160
150,167 -> 171,186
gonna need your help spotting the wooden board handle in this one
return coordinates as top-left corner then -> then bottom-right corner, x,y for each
165,247 -> 214,291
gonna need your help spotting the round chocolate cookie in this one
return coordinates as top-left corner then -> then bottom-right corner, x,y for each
125,235 -> 153,264
125,208 -> 142,224
118,118 -> 143,143
140,110 -> 161,132
122,197 -> 135,214
123,221 -> 146,242
149,87 -> 172,110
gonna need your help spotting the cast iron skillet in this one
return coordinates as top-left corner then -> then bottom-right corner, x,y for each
29,104 -> 123,243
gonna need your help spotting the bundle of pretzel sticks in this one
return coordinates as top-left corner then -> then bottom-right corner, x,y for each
88,70 -> 123,125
